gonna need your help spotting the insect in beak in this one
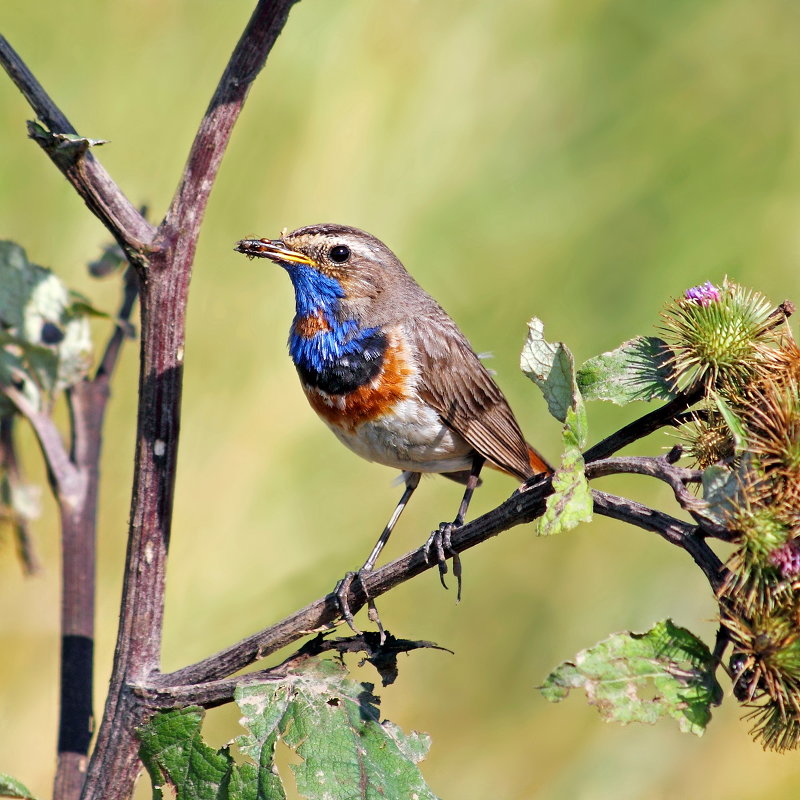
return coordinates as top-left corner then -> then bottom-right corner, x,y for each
234,238 -> 314,266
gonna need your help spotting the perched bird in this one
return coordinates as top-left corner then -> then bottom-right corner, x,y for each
235,224 -> 550,628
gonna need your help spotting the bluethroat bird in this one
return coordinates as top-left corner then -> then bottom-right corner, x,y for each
235,224 -> 551,630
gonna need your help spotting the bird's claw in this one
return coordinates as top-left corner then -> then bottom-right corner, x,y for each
334,571 -> 363,634
334,570 -> 386,640
424,521 -> 463,601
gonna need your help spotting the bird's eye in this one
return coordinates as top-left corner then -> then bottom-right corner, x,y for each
329,244 -> 351,263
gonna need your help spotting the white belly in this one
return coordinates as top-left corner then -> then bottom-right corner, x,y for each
323,396 -> 474,474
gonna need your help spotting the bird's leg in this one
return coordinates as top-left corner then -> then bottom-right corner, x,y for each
425,454 -> 485,601
335,471 -> 421,634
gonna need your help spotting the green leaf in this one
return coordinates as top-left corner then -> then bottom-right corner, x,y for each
541,619 -> 721,736
521,317 -> 584,428
0,773 -> 37,799
536,407 -> 593,536
237,659 -> 438,800
138,707 -> 254,800
577,336 -> 676,405
139,659 -> 439,800
0,242 -> 93,413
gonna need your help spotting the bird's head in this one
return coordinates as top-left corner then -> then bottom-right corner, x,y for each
235,224 -> 414,321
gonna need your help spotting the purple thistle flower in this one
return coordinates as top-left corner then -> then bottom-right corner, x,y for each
684,281 -> 721,306
769,542 -> 800,578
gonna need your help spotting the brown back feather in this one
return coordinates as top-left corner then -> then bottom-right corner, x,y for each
409,313 -> 549,482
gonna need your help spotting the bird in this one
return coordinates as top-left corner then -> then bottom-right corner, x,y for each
235,224 -> 551,630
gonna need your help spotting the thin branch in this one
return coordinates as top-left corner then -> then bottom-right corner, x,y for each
592,489 -> 725,591
587,450 -> 741,541
588,455 -> 702,515
0,35 -> 156,254
95,267 -> 139,384
582,386 -> 704,463
1,385 -> 83,505
587,454 -> 703,485
157,474 -> 726,694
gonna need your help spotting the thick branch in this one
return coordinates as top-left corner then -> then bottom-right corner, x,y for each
81,4 -> 301,798
0,36 -> 156,254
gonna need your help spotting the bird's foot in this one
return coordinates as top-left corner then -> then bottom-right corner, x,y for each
334,570 -> 363,634
424,521 -> 463,601
334,570 -> 386,642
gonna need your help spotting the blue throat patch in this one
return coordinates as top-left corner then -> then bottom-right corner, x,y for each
284,263 -> 387,395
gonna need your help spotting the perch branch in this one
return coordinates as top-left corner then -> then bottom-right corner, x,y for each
156,476 -> 553,687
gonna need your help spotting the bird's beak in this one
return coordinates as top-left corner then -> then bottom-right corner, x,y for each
234,238 -> 314,266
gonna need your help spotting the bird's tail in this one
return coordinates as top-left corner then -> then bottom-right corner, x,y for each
527,443 -> 553,475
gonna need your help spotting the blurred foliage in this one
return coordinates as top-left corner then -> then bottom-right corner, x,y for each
1,1 -> 799,798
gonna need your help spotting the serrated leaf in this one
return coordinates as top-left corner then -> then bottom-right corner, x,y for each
577,336 -> 676,405
0,773 -> 37,799
138,707 -> 255,800
0,242 -> 93,413
521,317 -> 584,428
139,659 -> 438,800
236,659 -> 438,800
541,619 -> 721,736
536,407 -> 593,536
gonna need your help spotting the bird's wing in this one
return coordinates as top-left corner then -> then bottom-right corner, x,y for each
409,313 -> 540,482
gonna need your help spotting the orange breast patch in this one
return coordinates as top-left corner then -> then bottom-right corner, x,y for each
304,335 -> 414,431
294,311 -> 331,338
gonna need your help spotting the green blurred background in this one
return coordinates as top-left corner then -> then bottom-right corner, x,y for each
2,1 -> 799,797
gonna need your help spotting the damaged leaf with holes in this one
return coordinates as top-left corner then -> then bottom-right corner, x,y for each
0,241 -> 94,414
541,619 -> 721,736
138,658 -> 439,800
